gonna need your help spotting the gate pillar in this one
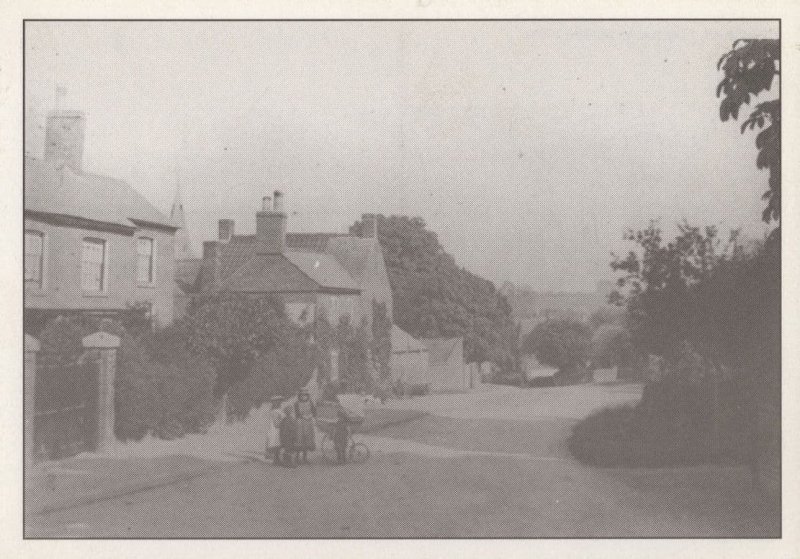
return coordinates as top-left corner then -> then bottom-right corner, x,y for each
24,334 -> 40,469
82,332 -> 120,453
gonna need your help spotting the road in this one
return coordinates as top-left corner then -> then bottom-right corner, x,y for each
27,383 -> 779,538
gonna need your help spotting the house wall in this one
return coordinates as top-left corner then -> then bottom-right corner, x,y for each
391,350 -> 429,385
318,293 -> 360,327
357,240 -> 394,329
24,217 -> 175,327
428,340 -> 467,392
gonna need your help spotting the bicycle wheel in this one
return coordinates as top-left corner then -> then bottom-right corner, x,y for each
321,433 -> 338,463
349,441 -> 370,463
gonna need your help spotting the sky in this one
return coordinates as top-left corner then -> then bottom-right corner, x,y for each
25,21 -> 778,292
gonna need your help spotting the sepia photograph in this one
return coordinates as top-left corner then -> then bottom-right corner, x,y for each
21,18 -> 782,540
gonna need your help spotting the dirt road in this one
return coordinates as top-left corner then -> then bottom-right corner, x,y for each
27,383 -> 779,537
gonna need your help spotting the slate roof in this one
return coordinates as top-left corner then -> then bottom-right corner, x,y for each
420,338 -> 463,367
286,232 -> 348,253
221,253 -> 321,293
24,157 -> 175,230
391,325 -> 429,354
284,251 -> 360,292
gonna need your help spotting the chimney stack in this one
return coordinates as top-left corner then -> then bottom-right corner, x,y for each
256,192 -> 286,253
361,213 -> 378,239
44,110 -> 85,172
218,219 -> 235,242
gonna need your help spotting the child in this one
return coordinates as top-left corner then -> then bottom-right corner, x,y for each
265,396 -> 284,465
279,405 -> 298,468
333,409 -> 351,465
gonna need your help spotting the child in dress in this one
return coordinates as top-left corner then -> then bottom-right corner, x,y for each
265,396 -> 284,465
279,405 -> 298,468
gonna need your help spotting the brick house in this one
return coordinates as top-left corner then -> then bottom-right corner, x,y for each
24,112 -> 178,332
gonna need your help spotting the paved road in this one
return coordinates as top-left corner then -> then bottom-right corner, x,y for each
27,383 -> 779,538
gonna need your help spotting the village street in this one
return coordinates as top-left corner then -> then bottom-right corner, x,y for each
27,383 -> 778,538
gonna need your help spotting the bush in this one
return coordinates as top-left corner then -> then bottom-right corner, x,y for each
569,377 -> 750,467
115,322 -> 217,441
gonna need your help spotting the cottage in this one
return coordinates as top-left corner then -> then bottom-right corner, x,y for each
24,111 -> 177,332
189,192 -> 362,327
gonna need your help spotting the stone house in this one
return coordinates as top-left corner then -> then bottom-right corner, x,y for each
24,111 -> 177,332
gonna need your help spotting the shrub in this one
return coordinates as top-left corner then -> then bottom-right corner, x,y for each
115,322 -> 217,441
569,377 -> 751,467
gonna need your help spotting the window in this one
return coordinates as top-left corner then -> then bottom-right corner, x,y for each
137,237 -> 154,284
25,230 -> 44,289
82,238 -> 106,292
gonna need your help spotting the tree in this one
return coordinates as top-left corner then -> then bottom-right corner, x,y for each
371,300 -> 392,381
717,39 -> 780,224
524,318 -> 591,374
350,214 -> 518,370
184,291 -> 309,399
590,324 -> 634,369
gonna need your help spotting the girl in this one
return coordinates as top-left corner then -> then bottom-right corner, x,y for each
279,405 -> 298,468
265,396 -> 284,465
294,388 -> 317,464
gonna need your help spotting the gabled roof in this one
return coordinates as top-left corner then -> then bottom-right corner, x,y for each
284,251 -> 360,292
221,253 -> 320,293
24,157 -> 175,230
391,325 -> 429,354
420,337 -> 463,366
286,232 -> 348,253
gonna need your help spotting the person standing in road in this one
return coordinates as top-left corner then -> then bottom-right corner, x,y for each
294,388 -> 317,464
279,405 -> 298,468
265,396 -> 284,465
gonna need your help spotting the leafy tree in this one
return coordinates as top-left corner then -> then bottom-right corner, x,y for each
371,300 -> 392,381
717,39 -> 780,224
524,318 -> 591,373
609,220 -> 740,362
184,291 -> 310,399
351,214 -> 518,370
588,306 -> 625,330
590,323 -> 634,369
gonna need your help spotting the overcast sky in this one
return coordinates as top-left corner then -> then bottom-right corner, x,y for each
25,21 -> 778,292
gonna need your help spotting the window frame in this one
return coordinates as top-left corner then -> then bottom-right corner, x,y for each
24,229 -> 46,291
136,236 -> 156,286
81,237 -> 108,294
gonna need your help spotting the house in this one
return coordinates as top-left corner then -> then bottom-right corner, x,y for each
420,337 -> 469,392
390,325 -> 429,386
189,192 -> 362,327
24,111 -> 177,332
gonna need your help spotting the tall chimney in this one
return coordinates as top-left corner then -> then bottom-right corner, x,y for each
202,241 -> 222,288
256,193 -> 286,253
361,213 -> 378,239
44,110 -> 85,171
218,219 -> 235,242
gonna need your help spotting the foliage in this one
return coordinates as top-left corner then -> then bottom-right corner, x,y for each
588,306 -> 625,330
371,300 -> 392,381
569,377 -> 751,467
315,315 -> 373,393
115,322 -> 217,440
609,220 -> 743,362
523,318 -> 591,373
717,38 -> 780,224
351,214 -> 518,370
183,291 -> 304,398
590,324 -> 634,369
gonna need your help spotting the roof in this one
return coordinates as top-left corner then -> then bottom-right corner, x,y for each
197,236 -> 360,295
221,253 -> 320,293
325,236 -> 377,285
284,251 -> 360,292
286,232 -> 348,253
420,338 -> 463,366
25,157 -> 175,230
391,325 -> 429,354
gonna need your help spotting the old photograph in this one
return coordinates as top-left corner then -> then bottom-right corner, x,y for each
22,19 -> 781,539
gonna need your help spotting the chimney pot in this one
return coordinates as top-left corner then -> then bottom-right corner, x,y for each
273,190 -> 284,213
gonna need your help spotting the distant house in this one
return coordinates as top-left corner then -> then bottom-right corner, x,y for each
185,192 -> 362,327
521,354 -> 558,383
24,111 -> 177,332
390,325 -> 429,386
421,337 -> 469,392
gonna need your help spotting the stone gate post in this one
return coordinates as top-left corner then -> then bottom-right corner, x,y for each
82,332 -> 120,453
24,334 -> 40,468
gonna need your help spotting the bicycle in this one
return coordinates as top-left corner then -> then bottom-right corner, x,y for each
320,429 -> 370,464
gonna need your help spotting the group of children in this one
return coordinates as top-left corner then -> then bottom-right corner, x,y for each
265,390 -> 351,467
